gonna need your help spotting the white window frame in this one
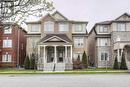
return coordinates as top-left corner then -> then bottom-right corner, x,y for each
31,24 -> 40,32
2,53 -> 12,62
4,27 -> 12,34
99,25 -> 108,33
59,23 -> 69,32
44,21 -> 54,32
74,53 -> 83,60
100,52 -> 109,61
3,39 -> 12,48
74,37 -> 84,48
117,23 -> 126,31
99,38 -> 109,46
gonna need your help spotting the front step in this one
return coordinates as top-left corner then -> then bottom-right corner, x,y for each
55,63 -> 65,71
43,63 -> 65,71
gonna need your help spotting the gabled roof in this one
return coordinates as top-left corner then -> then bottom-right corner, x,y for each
96,21 -> 112,25
52,11 -> 68,20
39,34 -> 72,43
115,13 -> 130,21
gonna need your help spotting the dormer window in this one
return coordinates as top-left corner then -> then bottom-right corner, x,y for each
44,21 -> 54,32
99,25 -> 108,33
117,23 -> 126,31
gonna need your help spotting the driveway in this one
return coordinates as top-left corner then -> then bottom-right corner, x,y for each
0,74 -> 130,87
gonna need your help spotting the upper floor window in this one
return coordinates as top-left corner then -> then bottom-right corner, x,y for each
117,23 -> 126,31
59,23 -> 69,32
31,24 -> 40,32
3,39 -> 12,48
74,37 -> 84,48
4,28 -> 12,34
73,24 -> 86,33
44,21 -> 54,32
2,53 -> 12,62
99,25 -> 108,33
99,38 -> 109,46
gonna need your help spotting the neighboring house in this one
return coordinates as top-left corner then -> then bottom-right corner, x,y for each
0,23 -> 27,68
88,13 -> 130,68
26,11 -> 88,71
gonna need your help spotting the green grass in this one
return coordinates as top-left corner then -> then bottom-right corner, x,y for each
0,68 -> 128,74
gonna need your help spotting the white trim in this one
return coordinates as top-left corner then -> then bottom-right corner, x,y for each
43,36 -> 70,43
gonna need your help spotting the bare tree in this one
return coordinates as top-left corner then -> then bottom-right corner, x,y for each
0,0 -> 54,27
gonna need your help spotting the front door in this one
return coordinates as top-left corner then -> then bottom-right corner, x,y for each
47,47 -> 54,63
57,47 -> 65,63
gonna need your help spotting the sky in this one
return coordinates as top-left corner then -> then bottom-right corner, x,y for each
52,0 -> 130,32
26,0 -> 130,32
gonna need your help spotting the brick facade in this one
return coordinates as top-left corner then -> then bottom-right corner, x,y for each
0,23 -> 27,68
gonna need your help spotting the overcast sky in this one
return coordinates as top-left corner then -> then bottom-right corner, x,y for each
51,0 -> 130,32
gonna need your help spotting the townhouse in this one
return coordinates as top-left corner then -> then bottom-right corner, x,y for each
26,11 -> 88,71
0,23 -> 27,68
88,13 -> 130,68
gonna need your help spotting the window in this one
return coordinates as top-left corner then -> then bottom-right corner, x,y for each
59,23 -> 69,32
3,40 -> 12,48
100,52 -> 109,61
74,37 -> 84,48
99,38 -> 109,46
44,21 -> 54,32
117,23 -> 126,31
2,53 -> 12,62
74,53 -> 83,60
31,24 -> 39,32
99,25 -> 108,33
74,24 -> 83,32
4,28 -> 12,34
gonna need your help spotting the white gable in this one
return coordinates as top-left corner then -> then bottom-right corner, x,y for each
49,37 -> 62,41
116,14 -> 130,21
52,12 -> 68,20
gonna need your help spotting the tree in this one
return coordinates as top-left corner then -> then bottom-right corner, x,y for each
0,0 -> 54,28
24,55 -> 30,69
113,56 -> 119,69
30,53 -> 35,69
82,51 -> 88,68
120,52 -> 127,70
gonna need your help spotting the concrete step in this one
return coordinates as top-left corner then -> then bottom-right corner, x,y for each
55,63 -> 65,71
44,63 -> 54,71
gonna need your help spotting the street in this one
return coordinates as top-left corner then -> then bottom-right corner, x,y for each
0,74 -> 130,87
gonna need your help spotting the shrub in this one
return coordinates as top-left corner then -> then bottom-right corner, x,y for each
73,55 -> 83,69
24,55 -> 30,69
82,51 -> 88,68
113,56 -> 119,69
30,53 -> 35,69
120,52 -> 127,70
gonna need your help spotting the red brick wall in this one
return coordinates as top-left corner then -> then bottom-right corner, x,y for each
0,24 -> 27,68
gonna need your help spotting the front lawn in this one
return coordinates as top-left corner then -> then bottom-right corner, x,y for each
0,68 -> 128,74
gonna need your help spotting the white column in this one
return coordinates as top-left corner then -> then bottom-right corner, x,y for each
43,45 -> 47,63
65,46 -> 68,63
38,45 -> 40,57
54,45 -> 57,63
117,49 -> 120,62
70,45 -> 73,64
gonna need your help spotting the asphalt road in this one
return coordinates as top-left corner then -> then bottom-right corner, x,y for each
0,74 -> 130,87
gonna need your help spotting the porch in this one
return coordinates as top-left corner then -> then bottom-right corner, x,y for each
37,45 -> 73,71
